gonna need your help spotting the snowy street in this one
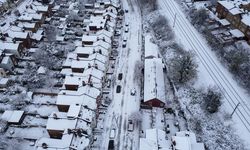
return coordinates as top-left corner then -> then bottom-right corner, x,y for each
159,0 -> 250,146
98,0 -> 142,149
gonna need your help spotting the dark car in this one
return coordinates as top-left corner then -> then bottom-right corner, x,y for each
118,73 -> 123,80
108,140 -> 114,150
116,85 -> 121,93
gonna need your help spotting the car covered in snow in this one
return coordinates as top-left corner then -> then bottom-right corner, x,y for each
109,128 -> 116,139
125,27 -> 129,33
128,120 -> 134,132
130,88 -> 136,96
122,41 -> 126,48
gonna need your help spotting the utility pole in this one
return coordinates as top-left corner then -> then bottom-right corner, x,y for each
173,13 -> 177,28
231,102 -> 240,117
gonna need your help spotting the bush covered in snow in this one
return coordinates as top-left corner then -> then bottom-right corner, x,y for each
202,87 -> 222,113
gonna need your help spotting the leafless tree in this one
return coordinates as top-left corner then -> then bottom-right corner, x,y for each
169,51 -> 198,85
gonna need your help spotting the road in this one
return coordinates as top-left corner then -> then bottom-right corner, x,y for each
159,0 -> 250,145
100,0 -> 142,149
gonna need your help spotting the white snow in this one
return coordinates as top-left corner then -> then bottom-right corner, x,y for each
1,110 -> 24,124
230,29 -> 245,38
144,58 -> 165,103
159,0 -> 250,146
145,34 -> 159,59
139,128 -> 170,150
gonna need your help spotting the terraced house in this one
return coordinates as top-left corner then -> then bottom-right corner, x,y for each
216,0 -> 250,43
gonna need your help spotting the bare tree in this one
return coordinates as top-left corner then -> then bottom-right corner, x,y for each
66,11 -> 80,23
189,8 -> 209,27
44,25 -> 57,42
33,44 -> 62,70
169,51 -> 198,85
150,15 -> 174,41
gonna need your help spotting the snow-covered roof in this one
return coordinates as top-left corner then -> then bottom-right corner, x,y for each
96,29 -> 113,38
46,112 -> 77,131
144,58 -> 165,103
75,46 -> 108,57
172,131 -> 205,150
241,14 -> 250,26
37,66 -> 46,74
56,94 -> 97,110
139,129 -> 170,150
64,72 -> 102,89
64,75 -> 82,86
18,13 -> 43,21
75,46 -> 94,55
56,36 -> 65,41
92,40 -> 111,50
31,32 -> 43,41
18,22 -> 36,29
0,77 -> 9,85
0,42 -> 20,51
57,85 -> 100,110
145,35 -> 158,59
218,19 -> 230,26
71,59 -> 89,69
67,104 -> 81,118
1,110 -> 24,123
1,56 -> 11,65
7,30 -> 29,39
88,15 -> 107,30
36,133 -> 73,149
230,29 -> 245,38
218,1 -> 247,15
82,34 -> 111,45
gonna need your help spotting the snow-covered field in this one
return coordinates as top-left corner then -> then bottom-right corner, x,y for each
158,0 -> 250,147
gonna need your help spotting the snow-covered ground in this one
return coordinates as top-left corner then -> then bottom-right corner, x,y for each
158,0 -> 250,147
99,0 -> 142,149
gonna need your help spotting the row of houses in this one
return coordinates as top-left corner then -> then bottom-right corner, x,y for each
216,0 -> 250,43
0,0 -> 54,85
36,1 -> 120,149
139,129 -> 205,150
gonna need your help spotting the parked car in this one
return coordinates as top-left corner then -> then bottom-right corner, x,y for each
166,124 -> 170,134
123,37 -> 127,42
130,88 -> 136,96
115,30 -> 121,36
116,85 -> 121,93
118,73 -> 123,80
108,140 -> 114,150
128,120 -> 134,132
109,128 -> 116,139
0,22 -> 6,27
122,41 -> 126,48
125,27 -> 129,33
